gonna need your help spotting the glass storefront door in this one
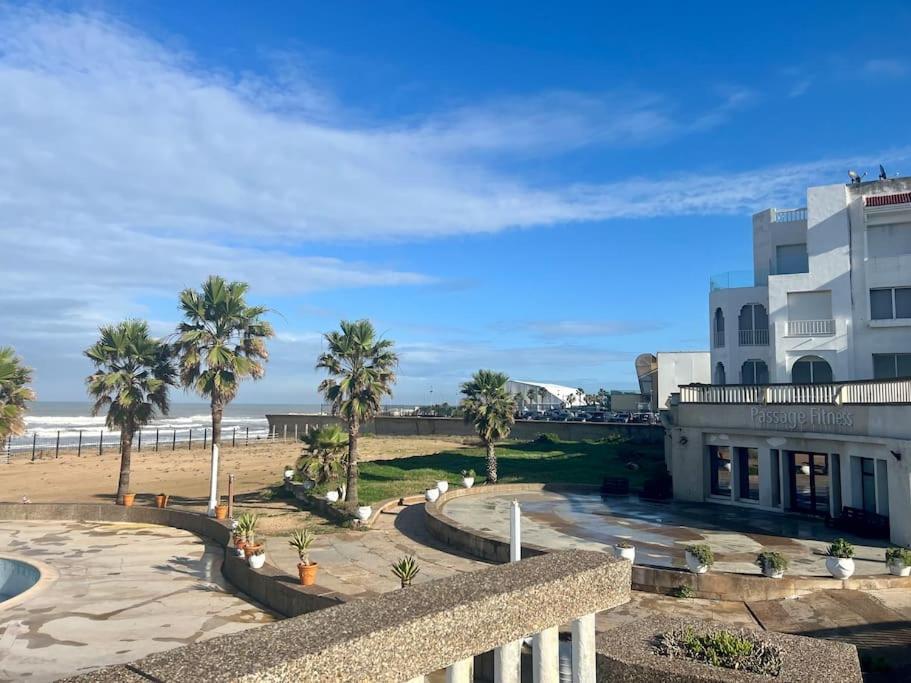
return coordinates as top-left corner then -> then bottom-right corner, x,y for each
788,452 -> 829,515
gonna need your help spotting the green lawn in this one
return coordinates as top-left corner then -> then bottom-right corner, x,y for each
355,437 -> 666,505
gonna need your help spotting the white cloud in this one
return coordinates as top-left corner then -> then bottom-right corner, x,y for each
862,58 -> 908,78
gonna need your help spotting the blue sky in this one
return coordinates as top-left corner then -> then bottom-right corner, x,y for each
3,2 -> 911,404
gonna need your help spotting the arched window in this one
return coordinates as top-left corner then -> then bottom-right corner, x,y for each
741,359 -> 769,385
714,362 -> 726,385
713,308 -> 725,348
792,356 -> 833,384
738,304 -> 769,346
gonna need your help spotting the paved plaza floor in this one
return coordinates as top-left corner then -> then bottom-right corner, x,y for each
0,521 -> 274,683
441,490 -> 891,576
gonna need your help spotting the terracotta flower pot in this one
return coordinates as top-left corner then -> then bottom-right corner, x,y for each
233,538 -> 247,557
155,494 -> 168,509
299,562 -> 319,586
121,493 -> 136,507
214,504 -> 229,520
244,542 -> 264,559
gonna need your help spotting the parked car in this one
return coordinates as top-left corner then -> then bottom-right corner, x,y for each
569,412 -> 587,422
589,411 -> 606,422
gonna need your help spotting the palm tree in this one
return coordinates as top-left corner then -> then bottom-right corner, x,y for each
565,393 -> 576,411
537,386 -> 548,411
297,424 -> 348,492
174,276 -> 274,513
460,370 -> 516,484
0,347 -> 35,441
526,388 -> 536,411
85,320 -> 175,503
316,320 -> 398,504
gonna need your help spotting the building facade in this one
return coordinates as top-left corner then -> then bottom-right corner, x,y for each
506,380 -> 584,411
637,351 -> 710,412
667,177 -> 911,546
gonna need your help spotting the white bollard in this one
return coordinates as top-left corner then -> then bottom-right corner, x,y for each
494,639 -> 522,683
510,499 -> 521,562
207,443 -> 220,515
445,657 -> 472,683
532,626 -> 559,683
571,613 -> 596,683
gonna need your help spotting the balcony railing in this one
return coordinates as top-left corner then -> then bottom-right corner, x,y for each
709,269 -> 754,291
680,377 -> 911,405
76,550 -> 631,683
774,207 -> 808,222
738,328 -> 769,346
786,319 -> 835,337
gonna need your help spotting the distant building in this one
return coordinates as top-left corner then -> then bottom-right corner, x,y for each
636,352 -> 711,412
608,391 -> 643,413
506,380 -> 584,411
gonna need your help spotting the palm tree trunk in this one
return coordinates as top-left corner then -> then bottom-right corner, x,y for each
207,397 -> 224,513
485,439 -> 497,484
116,429 -> 133,504
346,417 -> 359,503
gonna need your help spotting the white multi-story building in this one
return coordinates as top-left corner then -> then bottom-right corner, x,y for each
710,177 -> 911,388
665,177 -> 911,546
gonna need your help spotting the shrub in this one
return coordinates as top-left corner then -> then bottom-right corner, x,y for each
755,550 -> 789,573
827,538 -> 854,559
460,468 -> 476,478
886,547 -> 911,566
655,627 -> 782,676
535,432 -> 561,444
391,555 -> 421,588
670,585 -> 694,599
289,528 -> 316,566
685,544 -> 715,567
616,540 -> 634,549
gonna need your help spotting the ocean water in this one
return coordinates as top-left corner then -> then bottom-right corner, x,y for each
7,401 -> 325,452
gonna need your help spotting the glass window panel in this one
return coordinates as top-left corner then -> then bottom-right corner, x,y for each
812,360 -> 832,383
896,288 -> 911,318
710,446 -> 731,496
897,354 -> 911,377
739,305 -> 755,331
792,360 -> 812,383
871,289 -> 894,319
776,243 -> 809,274
738,447 -> 759,501
756,361 -> 769,384
873,354 -> 897,379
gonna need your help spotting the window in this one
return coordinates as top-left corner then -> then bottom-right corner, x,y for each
860,457 -> 876,513
741,359 -> 769,385
713,308 -> 725,348
867,221 -> 911,258
791,356 -> 833,384
709,446 -> 731,497
873,353 -> 911,378
737,447 -> 759,501
714,362 -> 726,385
776,243 -> 809,274
738,304 -> 769,345
870,287 -> 911,320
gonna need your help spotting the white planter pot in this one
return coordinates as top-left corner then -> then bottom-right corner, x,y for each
685,551 -> 709,574
325,490 -> 340,503
436,480 -> 449,493
825,557 -> 855,579
462,477 -> 475,489
760,564 -> 784,579
248,553 -> 266,569
425,488 -> 440,503
614,545 -> 636,563
888,561 -> 911,577
283,469 -> 294,479
356,505 -> 372,522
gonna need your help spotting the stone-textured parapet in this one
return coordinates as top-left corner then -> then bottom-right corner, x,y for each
68,550 -> 630,683
596,616 -> 861,682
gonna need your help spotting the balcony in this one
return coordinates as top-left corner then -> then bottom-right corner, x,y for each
787,319 -> 835,337
774,207 -> 808,222
680,377 -> 911,405
710,269 -> 754,291
738,328 -> 769,346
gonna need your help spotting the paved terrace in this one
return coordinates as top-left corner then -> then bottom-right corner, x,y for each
441,490 -> 891,576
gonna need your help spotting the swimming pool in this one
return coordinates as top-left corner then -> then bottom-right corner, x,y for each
0,557 -> 41,605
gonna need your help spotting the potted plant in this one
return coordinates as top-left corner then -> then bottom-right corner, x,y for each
684,544 -> 714,574
283,465 -> 295,480
755,550 -> 788,579
214,499 -> 229,520
885,547 -> 911,577
325,489 -> 340,503
248,545 -> 266,570
614,540 -> 636,563
825,538 -> 855,579
436,479 -> 449,494
356,504 -> 372,522
425,487 -> 440,503
233,512 -> 253,557
391,555 -> 421,588
461,469 -> 476,488
121,492 -> 136,507
289,528 -> 318,585
237,513 -> 262,558
155,493 -> 169,509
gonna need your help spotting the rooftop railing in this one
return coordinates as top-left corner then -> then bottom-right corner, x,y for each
709,269 -> 755,291
680,377 -> 911,405
774,207 -> 808,222
70,550 -> 630,683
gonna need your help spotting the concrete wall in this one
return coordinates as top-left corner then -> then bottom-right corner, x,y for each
656,352 -> 710,411
266,414 -> 665,444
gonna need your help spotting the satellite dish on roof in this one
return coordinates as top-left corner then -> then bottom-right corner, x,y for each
848,170 -> 866,184
879,164 -> 888,180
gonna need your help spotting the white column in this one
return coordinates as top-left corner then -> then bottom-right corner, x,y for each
445,657 -> 472,683
207,443 -> 220,515
510,500 -> 521,562
494,639 -> 522,683
403,677 -> 426,683
571,613 -> 595,683
532,626 -> 559,683
779,450 -> 790,511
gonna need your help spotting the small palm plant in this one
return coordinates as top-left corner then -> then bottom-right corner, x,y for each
297,424 -> 348,493
391,555 -> 421,588
460,370 -> 516,483
236,512 -> 259,545
289,528 -> 317,566
0,347 -> 36,441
